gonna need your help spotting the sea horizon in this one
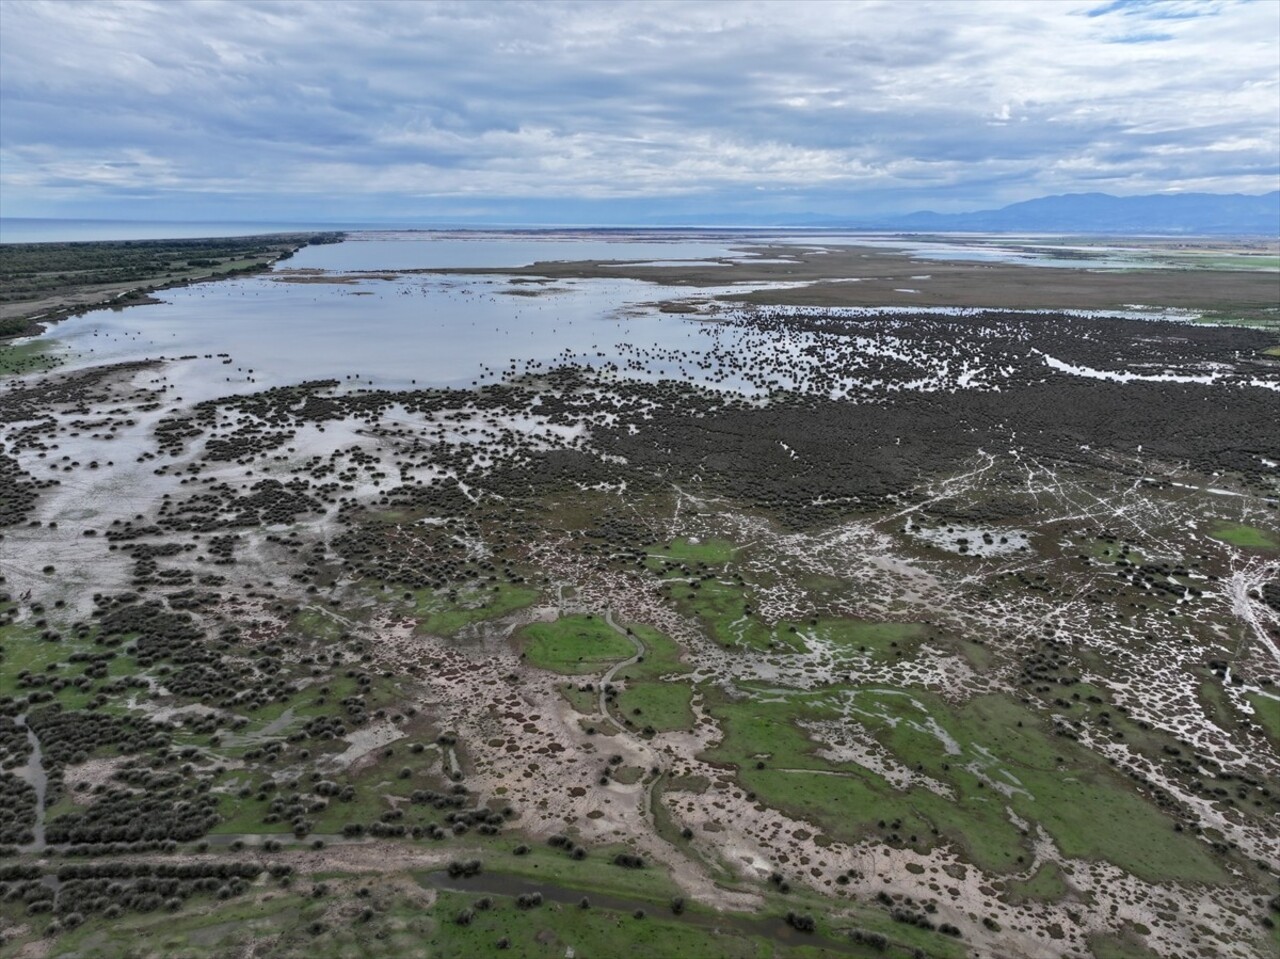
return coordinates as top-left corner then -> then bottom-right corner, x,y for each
0,217 -> 834,245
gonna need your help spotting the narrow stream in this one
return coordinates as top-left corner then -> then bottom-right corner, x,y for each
598,608 -> 644,720
14,714 -> 48,851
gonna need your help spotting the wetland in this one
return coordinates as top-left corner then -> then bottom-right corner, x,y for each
0,229 -> 1277,959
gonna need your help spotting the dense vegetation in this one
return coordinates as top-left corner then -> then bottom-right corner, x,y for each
0,233 -> 342,338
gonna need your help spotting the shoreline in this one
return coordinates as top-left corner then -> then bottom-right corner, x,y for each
421,243 -> 1280,321
0,232 -> 343,340
4,233 -> 1277,350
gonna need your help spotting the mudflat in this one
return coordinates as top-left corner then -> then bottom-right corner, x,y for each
433,240 -> 1280,320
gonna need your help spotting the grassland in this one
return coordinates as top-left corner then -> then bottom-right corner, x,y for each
25,865 -> 939,959
1210,523 -> 1279,548
614,624 -> 695,731
651,536 -> 738,566
412,582 -> 540,636
702,687 -> 1223,884
518,614 -> 635,674
1004,862 -> 1070,903
458,243 -> 1280,322
1248,693 -> 1280,743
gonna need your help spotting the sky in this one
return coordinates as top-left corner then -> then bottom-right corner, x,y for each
1,0 -> 1277,224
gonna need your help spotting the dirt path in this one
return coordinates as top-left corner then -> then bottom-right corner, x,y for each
598,608 -> 644,721
13,714 -> 48,853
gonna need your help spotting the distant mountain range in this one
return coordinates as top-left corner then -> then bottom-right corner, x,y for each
656,191 -> 1280,235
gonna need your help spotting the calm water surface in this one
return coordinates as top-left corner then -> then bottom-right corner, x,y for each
288,232 -> 751,270
21,230 -> 1183,403
34,233 -> 792,400
0,218 -> 360,243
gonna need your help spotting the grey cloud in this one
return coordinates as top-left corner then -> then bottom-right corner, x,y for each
1,0 -> 1276,219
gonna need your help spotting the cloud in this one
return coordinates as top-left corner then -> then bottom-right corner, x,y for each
0,0 -> 1276,219
1086,0 -> 1226,21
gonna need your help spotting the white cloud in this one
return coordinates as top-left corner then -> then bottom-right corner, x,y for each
0,0 -> 1276,217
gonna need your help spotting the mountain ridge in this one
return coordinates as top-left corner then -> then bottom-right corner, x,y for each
651,191 -> 1280,234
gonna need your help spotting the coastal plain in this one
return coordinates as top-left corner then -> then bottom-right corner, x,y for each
0,231 -> 1277,959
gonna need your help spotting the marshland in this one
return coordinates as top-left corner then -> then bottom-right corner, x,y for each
0,229 -> 1277,959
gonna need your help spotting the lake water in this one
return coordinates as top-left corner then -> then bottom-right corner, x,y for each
41,272 -> 742,398
287,232 -> 753,270
0,218 -> 363,244
28,232 -> 812,401
15,230 -> 1239,405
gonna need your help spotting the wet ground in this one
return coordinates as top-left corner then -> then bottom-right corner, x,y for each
1,231 -> 1278,959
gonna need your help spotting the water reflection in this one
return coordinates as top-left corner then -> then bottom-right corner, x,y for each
36,235 -> 808,401
41,273 -> 730,399
287,233 -> 748,271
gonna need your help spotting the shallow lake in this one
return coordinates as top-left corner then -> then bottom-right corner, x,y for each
18,230 -> 1229,405
29,233 -> 814,401
287,231 -> 751,270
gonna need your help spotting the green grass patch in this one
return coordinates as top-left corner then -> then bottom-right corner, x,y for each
1247,692 -> 1280,743
1262,345 -> 1280,358
209,257 -> 267,274
1005,862 -> 1069,903
1088,928 -> 1165,959
417,884 -> 921,959
623,623 -> 691,679
649,536 -> 737,567
669,579 -> 777,651
1080,539 -> 1145,564
414,582 -> 540,636
1197,679 -> 1240,739
231,671 -> 367,733
613,623 -> 695,731
0,338 -> 61,376
615,681 -> 695,732
1187,308 -> 1280,330
208,782 -> 274,835
426,889 -> 712,958
0,618 -> 62,675
664,576 -> 919,661
800,619 -> 924,663
701,686 -> 1224,883
292,606 -> 344,642
879,693 -> 1222,883
474,841 -> 683,903
1170,254 -> 1280,272
556,682 -> 599,716
422,890 -> 754,959
518,614 -> 633,675
1209,523 -> 1278,548
417,843 -> 953,959
0,615 -> 106,705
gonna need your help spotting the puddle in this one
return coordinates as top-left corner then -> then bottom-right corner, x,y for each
906,523 -> 1030,556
